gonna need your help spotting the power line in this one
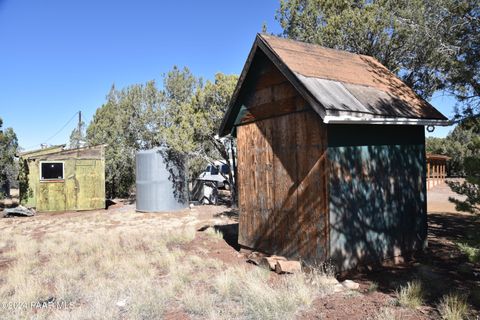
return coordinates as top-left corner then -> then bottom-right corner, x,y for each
43,111 -> 80,143
23,111 -> 80,150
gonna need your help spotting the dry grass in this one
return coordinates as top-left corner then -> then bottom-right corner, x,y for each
437,293 -> 469,320
0,209 -> 336,319
367,281 -> 379,293
0,226 -> 193,318
396,280 -> 424,309
457,242 -> 480,264
209,267 -> 335,319
204,226 -> 224,240
369,307 -> 403,320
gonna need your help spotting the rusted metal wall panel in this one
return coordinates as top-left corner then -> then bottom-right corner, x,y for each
327,124 -> 427,270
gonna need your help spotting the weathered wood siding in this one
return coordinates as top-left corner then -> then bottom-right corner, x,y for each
21,146 -> 106,212
237,111 -> 329,261
327,125 -> 427,270
235,56 -> 329,261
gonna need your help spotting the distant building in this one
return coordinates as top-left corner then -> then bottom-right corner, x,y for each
219,34 -> 449,270
19,144 -> 106,212
426,154 -> 450,190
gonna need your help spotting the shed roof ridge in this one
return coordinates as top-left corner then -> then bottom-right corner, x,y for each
269,45 -> 377,67
259,33 -> 373,60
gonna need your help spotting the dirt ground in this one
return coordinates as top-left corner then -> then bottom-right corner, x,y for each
0,182 -> 478,319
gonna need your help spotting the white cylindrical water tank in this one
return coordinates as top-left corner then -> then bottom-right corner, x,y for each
135,148 -> 187,212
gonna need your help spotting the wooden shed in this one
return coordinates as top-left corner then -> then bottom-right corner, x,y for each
219,34 -> 449,270
19,144 -> 106,212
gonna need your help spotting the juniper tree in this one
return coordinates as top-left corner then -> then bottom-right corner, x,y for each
0,118 -> 18,199
276,0 -> 480,119
86,69 -> 238,200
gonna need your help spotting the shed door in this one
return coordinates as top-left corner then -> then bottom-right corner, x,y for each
75,161 -> 98,210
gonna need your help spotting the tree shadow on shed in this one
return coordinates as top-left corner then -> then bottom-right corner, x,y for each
238,108 -> 427,270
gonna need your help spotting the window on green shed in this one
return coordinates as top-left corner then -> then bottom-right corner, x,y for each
41,162 -> 64,180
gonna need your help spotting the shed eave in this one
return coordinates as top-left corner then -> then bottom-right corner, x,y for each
18,144 -> 66,158
218,38 -> 261,137
426,153 -> 451,160
323,115 -> 451,126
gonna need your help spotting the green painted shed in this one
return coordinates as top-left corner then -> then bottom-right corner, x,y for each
219,34 -> 450,270
19,144 -> 106,212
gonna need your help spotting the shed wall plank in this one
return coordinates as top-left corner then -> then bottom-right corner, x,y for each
295,112 -> 328,260
272,114 -> 298,256
237,110 -> 328,262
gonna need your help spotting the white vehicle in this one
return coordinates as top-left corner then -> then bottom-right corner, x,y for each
198,161 -> 231,189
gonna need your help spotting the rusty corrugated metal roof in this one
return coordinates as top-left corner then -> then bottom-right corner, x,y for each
261,34 -> 447,120
219,34 -> 449,136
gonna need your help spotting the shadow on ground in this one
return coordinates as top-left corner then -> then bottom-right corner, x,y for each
214,224 -> 240,251
342,212 -> 480,312
212,208 -> 240,251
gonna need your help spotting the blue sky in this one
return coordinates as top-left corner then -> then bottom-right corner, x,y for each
0,1 -> 456,150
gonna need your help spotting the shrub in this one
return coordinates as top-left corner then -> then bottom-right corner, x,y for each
369,307 -> 402,320
204,226 -> 224,240
437,293 -> 469,320
396,280 -> 424,309
367,282 -> 379,293
457,242 -> 480,264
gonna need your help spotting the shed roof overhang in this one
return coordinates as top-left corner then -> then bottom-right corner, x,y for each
18,144 -> 107,160
426,153 -> 451,161
219,34 -> 450,137
17,144 -> 67,158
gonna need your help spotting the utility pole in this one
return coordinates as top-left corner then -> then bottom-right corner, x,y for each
78,111 -> 81,135
77,111 -> 82,148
